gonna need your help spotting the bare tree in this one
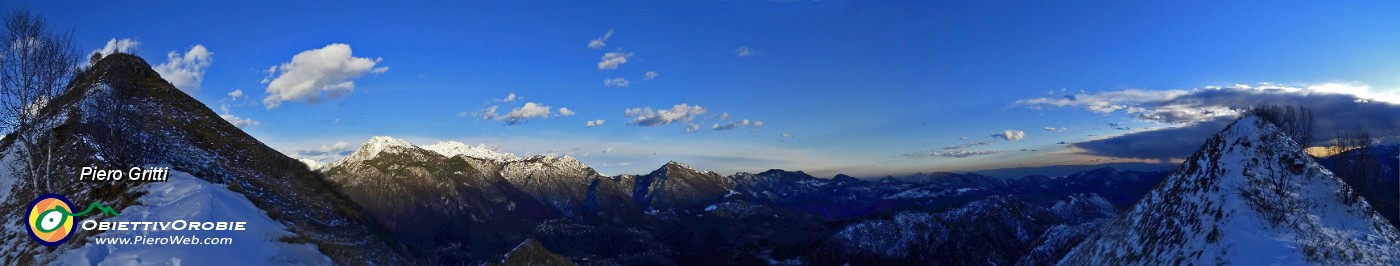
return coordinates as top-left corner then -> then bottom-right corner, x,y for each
1245,104 -> 1314,147
0,10 -> 78,195
84,86 -> 162,168
1331,125 -> 1378,205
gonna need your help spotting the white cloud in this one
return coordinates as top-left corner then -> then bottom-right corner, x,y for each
686,123 -> 702,133
644,71 -> 658,80
1043,127 -> 1067,132
217,103 -> 258,128
220,114 -> 260,128
92,38 -> 140,59
624,104 -> 707,127
260,66 -> 277,84
597,51 -> 632,70
586,119 -> 605,127
603,77 -> 630,87
1015,82 -> 1400,124
228,89 -> 244,100
902,149 -> 1003,158
1034,82 -> 1400,160
279,141 -> 355,164
154,44 -> 212,93
588,29 -> 614,49
502,102 -> 552,125
473,105 -> 501,120
736,46 -> 759,57
497,92 -> 517,103
993,129 -> 1026,141
1016,89 -> 1191,114
943,141 -> 995,150
781,132 -> 794,138
1304,82 -> 1400,104
262,43 -> 387,109
712,119 -> 763,131
471,101 -> 572,125
903,140 -> 1004,158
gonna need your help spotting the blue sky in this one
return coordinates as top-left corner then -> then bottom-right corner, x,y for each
14,1 -> 1400,177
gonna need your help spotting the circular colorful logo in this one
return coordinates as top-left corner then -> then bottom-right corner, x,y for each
26,194 -> 75,246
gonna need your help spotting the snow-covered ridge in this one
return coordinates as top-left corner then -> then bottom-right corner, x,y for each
363,136 -> 415,156
1059,117 -> 1400,265
334,137 -> 527,167
501,155 -> 595,181
421,140 -> 520,162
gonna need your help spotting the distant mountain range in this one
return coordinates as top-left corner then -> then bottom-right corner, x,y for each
313,134 -> 1176,264
2,53 -> 1393,265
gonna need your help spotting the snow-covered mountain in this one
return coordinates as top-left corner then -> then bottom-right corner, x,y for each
422,140 -> 521,163
631,161 -> 735,212
1060,116 -> 1400,265
320,136 -> 558,262
0,54 -> 410,264
314,132 -> 1181,264
499,154 -> 636,218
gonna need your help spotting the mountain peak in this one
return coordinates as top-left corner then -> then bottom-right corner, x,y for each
335,136 -> 419,165
1060,116 -> 1400,265
38,53 -> 412,264
88,53 -> 160,81
364,136 -> 416,153
421,140 -> 520,162
664,160 -> 689,168
832,174 -> 862,183
657,160 -> 704,175
368,135 -> 413,146
634,160 -> 734,211
68,53 -> 178,98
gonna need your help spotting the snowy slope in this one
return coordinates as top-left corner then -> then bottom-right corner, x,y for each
0,146 -> 20,204
1059,117 -> 1400,265
55,169 -> 331,265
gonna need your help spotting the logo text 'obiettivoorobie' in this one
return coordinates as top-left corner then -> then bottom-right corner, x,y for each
26,194 -> 120,246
